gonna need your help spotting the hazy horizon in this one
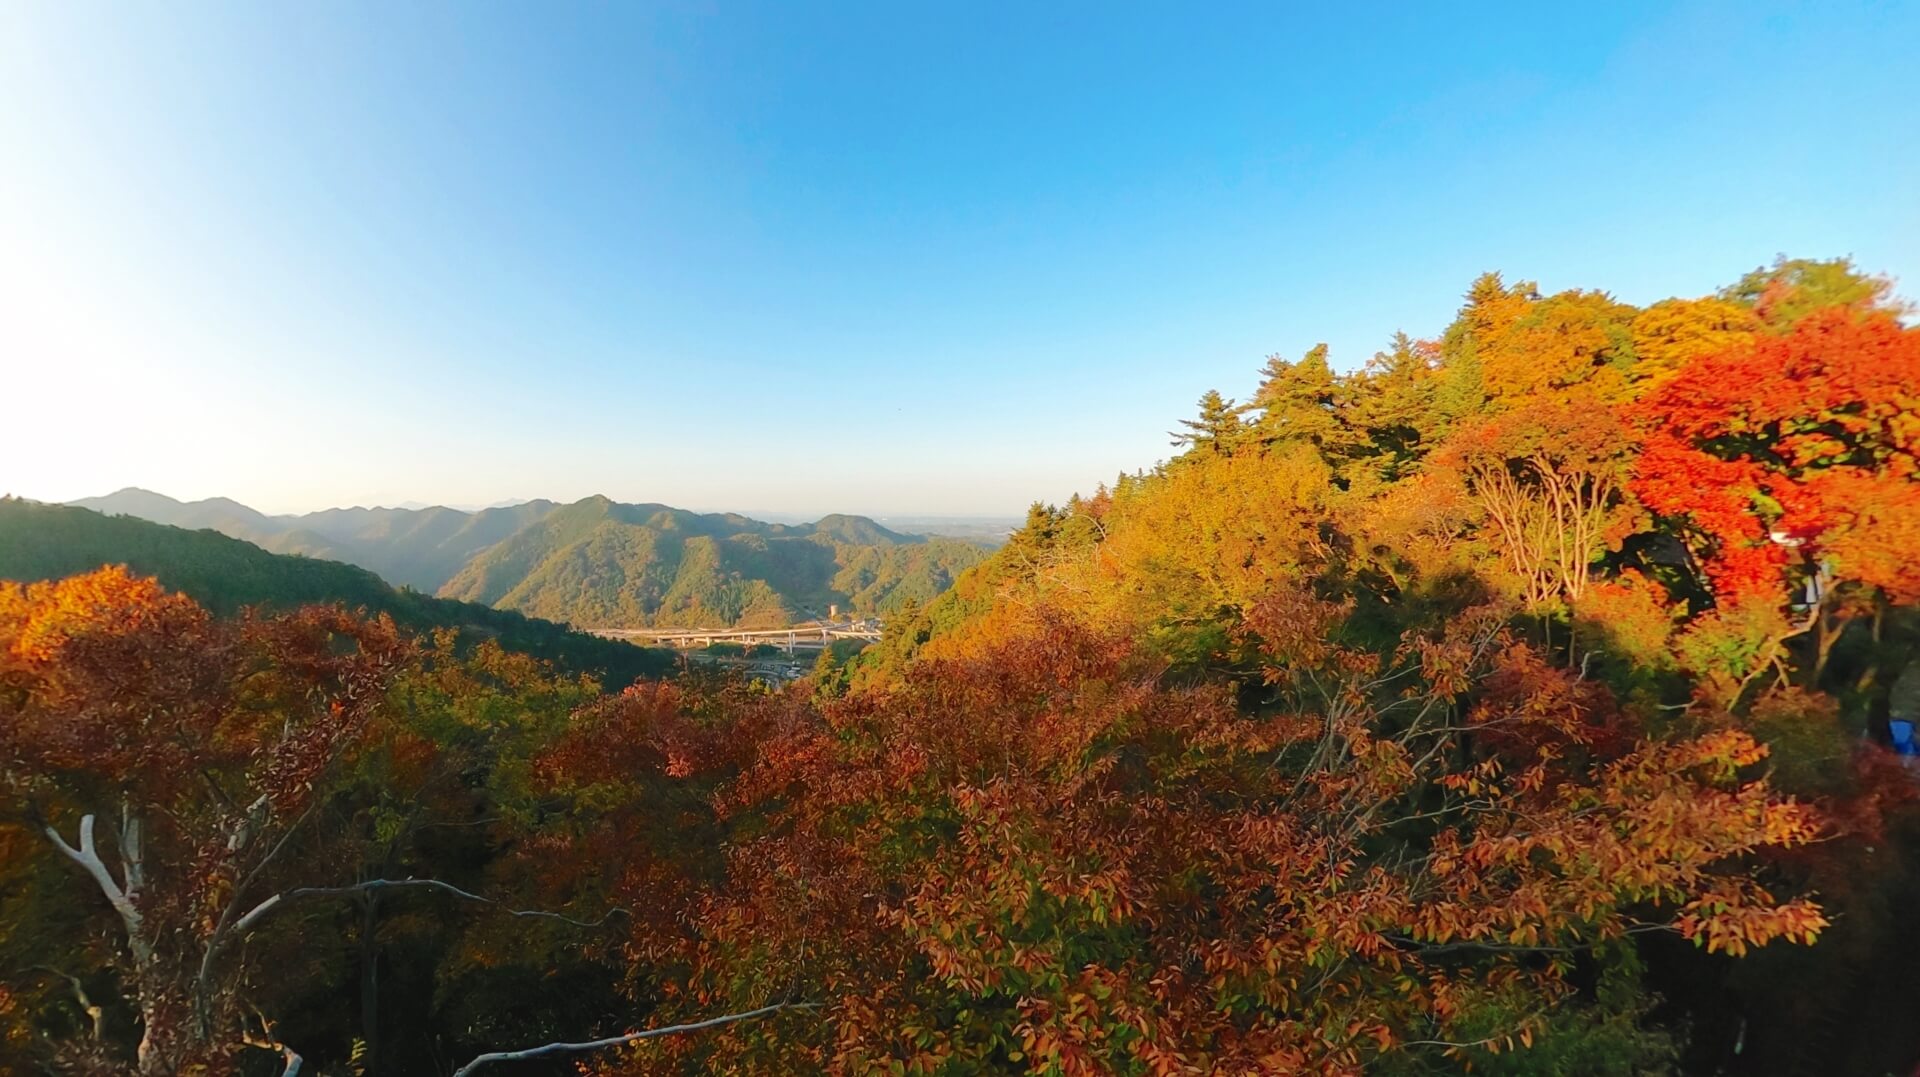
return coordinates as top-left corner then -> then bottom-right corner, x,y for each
5,2 -> 1917,515
40,484 -> 1026,524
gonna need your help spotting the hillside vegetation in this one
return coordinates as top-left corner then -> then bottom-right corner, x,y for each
843,257 -> 1920,1071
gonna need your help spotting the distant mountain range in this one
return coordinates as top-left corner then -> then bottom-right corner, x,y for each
0,498 -> 671,686
66,489 -> 560,592
64,488 -> 990,629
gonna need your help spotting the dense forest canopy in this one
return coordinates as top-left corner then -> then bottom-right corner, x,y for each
4,256 -> 1919,1076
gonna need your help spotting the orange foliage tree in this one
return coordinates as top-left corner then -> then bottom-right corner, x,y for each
588,600 -> 1822,1075
0,568 -> 409,1074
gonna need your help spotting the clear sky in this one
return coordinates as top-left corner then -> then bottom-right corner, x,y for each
3,2 -> 1916,517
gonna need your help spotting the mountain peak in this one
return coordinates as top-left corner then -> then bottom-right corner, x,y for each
810,513 -> 910,546
73,487 -> 185,513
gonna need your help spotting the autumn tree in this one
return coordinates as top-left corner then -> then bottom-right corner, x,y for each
606,604 -> 1823,1074
318,630 -> 614,1075
1476,290 -> 1640,406
1631,309 -> 1920,608
1628,296 -> 1758,391
1434,272 -> 1536,427
0,572 -> 801,1076
1720,255 -> 1913,332
1251,343 -> 1363,461
0,568 -> 408,1073
1340,332 -> 1442,488
1438,401 -> 1638,609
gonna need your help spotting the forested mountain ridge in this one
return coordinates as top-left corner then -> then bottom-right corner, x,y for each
273,499 -> 562,590
870,256 -> 1919,679
438,495 -> 987,627
65,489 -> 988,628
0,498 -> 671,685
69,488 -> 563,591
69,487 -> 288,545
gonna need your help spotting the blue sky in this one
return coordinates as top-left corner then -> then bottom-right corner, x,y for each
3,1 -> 1916,516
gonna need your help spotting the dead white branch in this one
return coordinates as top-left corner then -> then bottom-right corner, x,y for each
44,814 -> 153,966
449,1001 -> 814,1077
230,877 -> 627,938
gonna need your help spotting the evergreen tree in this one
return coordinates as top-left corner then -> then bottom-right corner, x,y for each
1170,389 -> 1248,455
1250,343 -> 1360,459
1343,332 -> 1441,486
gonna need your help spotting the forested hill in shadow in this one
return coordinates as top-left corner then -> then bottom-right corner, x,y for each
67,490 -> 990,629
0,498 -> 672,686
68,489 -> 561,592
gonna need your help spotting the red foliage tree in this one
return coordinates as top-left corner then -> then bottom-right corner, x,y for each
1630,310 -> 1920,604
590,602 -> 1823,1074
0,568 -> 409,1074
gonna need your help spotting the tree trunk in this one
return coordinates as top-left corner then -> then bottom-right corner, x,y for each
360,890 -> 381,1075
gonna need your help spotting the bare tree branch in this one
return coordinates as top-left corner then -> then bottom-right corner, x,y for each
22,966 -> 105,1041
118,800 -> 145,898
240,1005 -> 304,1076
230,877 -> 628,938
241,1023 -> 304,1076
196,801 -> 317,1026
44,814 -> 153,966
449,1001 -> 815,1077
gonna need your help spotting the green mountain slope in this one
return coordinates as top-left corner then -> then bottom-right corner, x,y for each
439,497 -> 989,628
0,498 -> 669,686
291,500 -> 561,591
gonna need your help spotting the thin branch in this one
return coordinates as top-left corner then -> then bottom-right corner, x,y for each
231,878 -> 628,938
117,800 -> 145,898
449,1001 -> 815,1077
1401,1032 -> 1520,1051
195,802 -> 318,1032
240,1011 -> 304,1077
21,966 -> 105,1041
1385,934 -> 1571,958
414,816 -> 503,831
